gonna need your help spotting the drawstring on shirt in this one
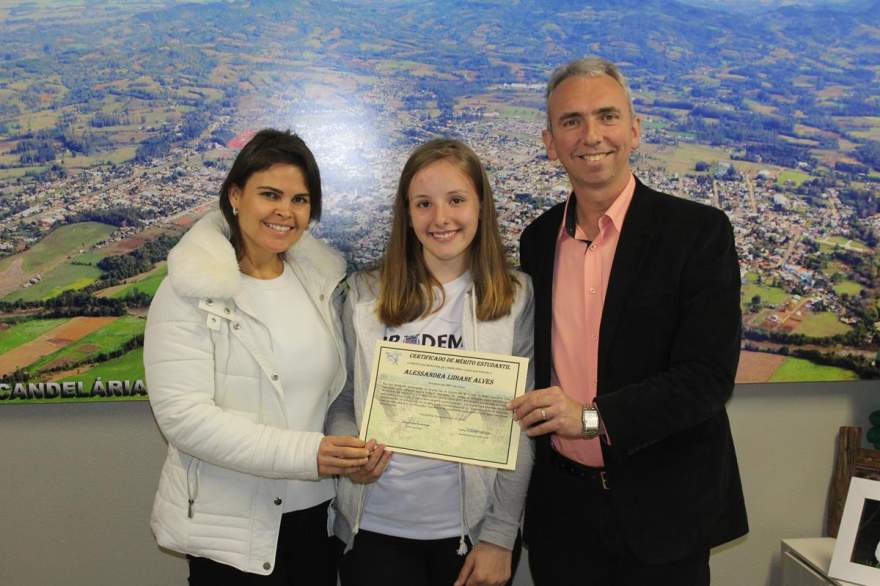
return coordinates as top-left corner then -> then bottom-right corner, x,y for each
457,463 -> 469,556
470,286 -> 479,353
456,285 -> 479,557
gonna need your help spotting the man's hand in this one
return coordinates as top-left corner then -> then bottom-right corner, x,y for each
453,541 -> 512,586
508,386 -> 584,438
348,439 -> 392,484
317,435 -> 370,477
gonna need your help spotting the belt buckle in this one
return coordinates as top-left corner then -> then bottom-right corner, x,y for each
600,470 -> 609,490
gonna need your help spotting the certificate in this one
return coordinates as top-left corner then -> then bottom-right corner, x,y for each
359,340 -> 528,470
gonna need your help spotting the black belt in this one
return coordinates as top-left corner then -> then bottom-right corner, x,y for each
548,447 -> 609,490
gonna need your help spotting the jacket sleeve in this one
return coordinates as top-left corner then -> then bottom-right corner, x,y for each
144,279 -> 323,481
595,209 -> 742,458
326,273 -> 360,437
478,275 -> 536,550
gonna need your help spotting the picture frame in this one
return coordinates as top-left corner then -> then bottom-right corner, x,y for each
828,427 -> 880,538
830,477 -> 880,585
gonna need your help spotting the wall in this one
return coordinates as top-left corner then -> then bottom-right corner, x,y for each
1,380 -> 877,585
0,401 -> 185,585
711,380 -> 878,586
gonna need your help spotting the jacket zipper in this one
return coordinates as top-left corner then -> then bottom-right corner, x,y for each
186,457 -> 201,519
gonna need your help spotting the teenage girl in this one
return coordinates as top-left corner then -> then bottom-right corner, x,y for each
328,138 -> 534,586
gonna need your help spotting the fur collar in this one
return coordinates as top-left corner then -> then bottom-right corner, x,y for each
166,208 -> 346,299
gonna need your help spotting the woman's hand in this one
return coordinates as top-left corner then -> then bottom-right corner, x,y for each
317,435 -> 370,477
454,541 -> 512,586
348,439 -> 392,484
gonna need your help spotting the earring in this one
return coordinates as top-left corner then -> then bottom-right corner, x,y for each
232,207 -> 239,216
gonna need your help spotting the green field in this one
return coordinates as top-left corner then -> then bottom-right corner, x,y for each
0,165 -> 48,179
495,105 -> 542,120
743,271 -> 760,284
58,347 -> 146,401
642,118 -> 672,130
72,251 -> 105,265
0,222 -> 115,275
4,261 -> 104,302
644,142 -> 790,177
833,281 -> 863,296
741,284 -> 789,307
28,316 -> 144,373
21,110 -> 60,131
769,357 -> 858,382
64,146 -> 137,169
830,236 -> 869,251
1,222 -> 118,302
794,312 -> 851,337
107,265 -> 167,299
842,116 -> 880,141
777,169 -> 812,187
819,236 -> 870,254
648,143 -> 730,174
15,347 -> 147,403
0,318 -> 68,354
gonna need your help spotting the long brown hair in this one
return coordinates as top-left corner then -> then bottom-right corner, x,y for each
378,138 -> 517,327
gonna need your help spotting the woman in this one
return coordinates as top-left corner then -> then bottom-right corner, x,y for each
328,139 -> 534,586
144,129 -> 369,584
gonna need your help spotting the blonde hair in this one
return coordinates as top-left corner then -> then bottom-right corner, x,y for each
378,139 -> 517,327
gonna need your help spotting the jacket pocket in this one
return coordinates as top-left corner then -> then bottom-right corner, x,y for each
193,460 -> 259,527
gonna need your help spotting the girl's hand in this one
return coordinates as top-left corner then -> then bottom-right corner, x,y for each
349,439 -> 392,484
454,541 -> 512,586
317,435 -> 370,477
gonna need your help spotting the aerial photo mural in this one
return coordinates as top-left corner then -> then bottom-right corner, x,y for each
0,0 -> 878,403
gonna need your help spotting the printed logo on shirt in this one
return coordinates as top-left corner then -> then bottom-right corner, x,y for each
384,333 -> 463,348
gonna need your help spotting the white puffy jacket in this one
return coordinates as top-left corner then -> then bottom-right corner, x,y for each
144,209 -> 347,575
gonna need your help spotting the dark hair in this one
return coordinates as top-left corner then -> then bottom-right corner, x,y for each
219,129 -> 322,259
378,138 -> 517,326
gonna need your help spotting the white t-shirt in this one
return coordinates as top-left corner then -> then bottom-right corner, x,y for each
359,272 -> 471,539
241,262 -> 337,511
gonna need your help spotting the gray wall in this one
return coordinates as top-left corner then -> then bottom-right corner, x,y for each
1,380 -> 877,585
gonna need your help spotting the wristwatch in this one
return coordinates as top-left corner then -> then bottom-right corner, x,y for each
581,405 -> 600,439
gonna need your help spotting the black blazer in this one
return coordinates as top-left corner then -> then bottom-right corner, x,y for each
519,178 -> 748,564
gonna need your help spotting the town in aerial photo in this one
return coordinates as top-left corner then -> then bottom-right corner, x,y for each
0,0 -> 878,402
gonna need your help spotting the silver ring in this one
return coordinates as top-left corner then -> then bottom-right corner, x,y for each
541,408 -> 547,420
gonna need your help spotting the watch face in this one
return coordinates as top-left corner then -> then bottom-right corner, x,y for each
582,408 -> 599,439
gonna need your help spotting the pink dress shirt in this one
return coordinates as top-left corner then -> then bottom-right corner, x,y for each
551,175 -> 636,467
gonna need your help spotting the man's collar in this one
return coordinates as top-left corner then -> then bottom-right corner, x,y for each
563,174 -> 637,238
563,194 -> 580,238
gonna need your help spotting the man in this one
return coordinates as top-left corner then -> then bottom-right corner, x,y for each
510,57 -> 748,585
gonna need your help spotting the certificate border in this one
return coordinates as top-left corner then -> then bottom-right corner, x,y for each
360,340 -> 527,470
